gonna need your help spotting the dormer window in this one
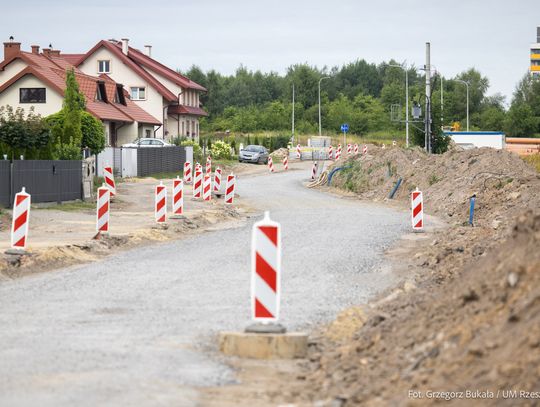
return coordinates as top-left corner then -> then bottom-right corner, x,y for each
114,84 -> 126,105
95,82 -> 108,102
130,86 -> 146,100
98,60 -> 110,74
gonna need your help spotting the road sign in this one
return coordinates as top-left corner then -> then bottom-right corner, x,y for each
340,124 -> 349,132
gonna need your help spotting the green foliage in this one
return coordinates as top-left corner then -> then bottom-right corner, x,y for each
0,105 -> 52,159
180,140 -> 202,160
504,104 -> 538,137
46,110 -> 105,154
210,140 -> 232,159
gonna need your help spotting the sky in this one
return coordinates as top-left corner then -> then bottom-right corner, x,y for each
2,0 -> 538,103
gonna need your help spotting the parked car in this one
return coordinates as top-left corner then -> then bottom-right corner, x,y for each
238,145 -> 269,164
122,138 -> 172,148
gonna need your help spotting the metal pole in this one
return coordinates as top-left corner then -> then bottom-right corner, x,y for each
425,42 -> 431,153
441,76 -> 444,129
455,79 -> 470,131
318,77 -> 330,138
291,83 -> 295,143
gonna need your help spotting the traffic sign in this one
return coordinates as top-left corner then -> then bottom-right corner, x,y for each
341,124 -> 349,132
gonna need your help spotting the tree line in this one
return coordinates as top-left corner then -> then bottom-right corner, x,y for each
183,60 -> 540,139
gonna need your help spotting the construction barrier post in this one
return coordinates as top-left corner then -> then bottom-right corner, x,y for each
225,174 -> 236,204
362,144 -> 368,155
251,211 -> 281,323
203,174 -> 212,201
206,156 -> 212,175
96,184 -> 110,233
282,156 -> 289,170
328,145 -> 333,160
268,156 -> 275,173
11,187 -> 31,250
411,187 -> 424,231
213,167 -> 222,192
184,162 -> 192,184
311,161 -> 318,180
354,144 -> 359,155
103,166 -> 116,196
155,181 -> 167,223
193,168 -> 203,199
172,176 -> 184,216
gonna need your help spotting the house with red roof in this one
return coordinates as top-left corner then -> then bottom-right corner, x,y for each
74,38 -> 207,141
0,40 -> 161,147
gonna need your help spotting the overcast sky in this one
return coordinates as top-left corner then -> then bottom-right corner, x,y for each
3,0 -> 538,103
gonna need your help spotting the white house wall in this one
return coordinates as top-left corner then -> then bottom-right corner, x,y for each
117,121 -> 138,146
0,75 -> 63,117
0,59 -> 27,87
77,47 -> 164,138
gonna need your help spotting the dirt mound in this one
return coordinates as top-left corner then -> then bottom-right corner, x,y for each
270,148 -> 289,159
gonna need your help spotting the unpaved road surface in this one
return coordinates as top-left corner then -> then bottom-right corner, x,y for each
0,164 -> 407,406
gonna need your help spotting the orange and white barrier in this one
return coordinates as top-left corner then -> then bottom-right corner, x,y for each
173,177 -> 184,215
336,144 -> 342,160
203,174 -> 212,201
268,156 -> 275,173
363,145 -> 368,155
96,184 -> 110,233
103,166 -> 116,196
347,144 -> 352,155
225,173 -> 236,204
251,211 -> 281,321
206,156 -> 212,175
296,144 -> 301,159
183,162 -> 192,184
213,167 -> 222,192
282,156 -> 288,170
11,187 -> 31,249
195,162 -> 201,172
193,168 -> 203,199
328,145 -> 333,159
354,144 -> 359,155
411,188 -> 423,231
311,161 -> 318,180
155,181 -> 167,223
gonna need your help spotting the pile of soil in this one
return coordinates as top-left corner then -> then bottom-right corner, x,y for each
289,147 -> 540,405
270,148 -> 290,160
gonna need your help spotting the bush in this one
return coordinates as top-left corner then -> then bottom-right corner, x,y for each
46,110 -> 105,155
210,140 -> 232,160
180,140 -> 202,160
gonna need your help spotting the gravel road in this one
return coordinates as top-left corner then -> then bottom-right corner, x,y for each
0,164 -> 407,406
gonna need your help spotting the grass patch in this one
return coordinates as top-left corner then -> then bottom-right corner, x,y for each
523,154 -> 540,173
428,174 -> 441,186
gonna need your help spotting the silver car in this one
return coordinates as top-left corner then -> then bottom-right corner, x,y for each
122,138 -> 172,148
238,145 -> 269,164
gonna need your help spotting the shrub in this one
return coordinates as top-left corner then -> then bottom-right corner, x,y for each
180,140 -> 202,160
210,140 -> 232,159
46,110 -> 105,155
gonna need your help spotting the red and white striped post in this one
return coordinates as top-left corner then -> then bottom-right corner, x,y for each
103,166 -> 116,196
193,168 -> 203,199
155,181 -> 167,223
206,156 -> 212,175
203,174 -> 212,201
183,162 -> 192,184
296,144 -> 301,159
354,144 -> 359,155
172,176 -> 184,216
328,145 -> 333,160
347,144 -> 352,155
213,167 -> 222,193
282,156 -> 289,170
311,161 -> 318,180
11,187 -> 31,250
195,162 -> 202,172
411,188 -> 424,231
336,144 -> 342,160
251,211 -> 281,322
225,173 -> 236,204
268,156 -> 275,173
96,184 -> 110,233
362,144 -> 368,155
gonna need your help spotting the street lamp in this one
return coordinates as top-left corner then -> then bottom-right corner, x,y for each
388,64 -> 409,147
318,76 -> 330,137
455,79 -> 470,131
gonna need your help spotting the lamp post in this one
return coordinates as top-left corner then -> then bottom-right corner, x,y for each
455,79 -> 470,131
389,64 -> 409,147
291,83 -> 295,144
318,76 -> 330,137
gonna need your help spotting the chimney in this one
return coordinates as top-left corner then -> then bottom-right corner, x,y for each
50,50 -> 61,57
42,48 -> 51,57
31,45 -> 40,54
3,41 -> 21,60
144,45 -> 152,57
121,38 -> 129,55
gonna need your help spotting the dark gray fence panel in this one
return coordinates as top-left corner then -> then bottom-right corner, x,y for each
136,147 -> 187,177
12,160 -> 82,204
0,161 -> 10,207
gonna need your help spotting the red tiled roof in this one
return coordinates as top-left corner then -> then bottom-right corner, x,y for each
167,104 -> 208,117
74,40 -> 178,102
57,54 -> 84,65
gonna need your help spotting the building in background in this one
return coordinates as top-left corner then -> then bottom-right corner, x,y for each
530,27 -> 540,78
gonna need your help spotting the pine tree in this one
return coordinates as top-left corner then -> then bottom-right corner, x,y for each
58,69 -> 85,159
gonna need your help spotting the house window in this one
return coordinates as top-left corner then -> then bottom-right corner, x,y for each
130,87 -> 146,100
98,60 -> 111,73
95,82 -> 108,102
114,85 -> 126,105
145,129 -> 151,137
20,88 -> 46,103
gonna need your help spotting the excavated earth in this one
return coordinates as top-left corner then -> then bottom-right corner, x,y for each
251,145 -> 540,406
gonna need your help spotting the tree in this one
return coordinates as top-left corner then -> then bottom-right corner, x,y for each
56,69 -> 85,159
504,104 -> 537,137
46,110 -> 105,154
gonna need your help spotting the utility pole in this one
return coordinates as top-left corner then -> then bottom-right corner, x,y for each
425,42 -> 432,153
318,76 -> 330,137
455,79 -> 470,131
291,83 -> 295,144
440,76 -> 444,129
